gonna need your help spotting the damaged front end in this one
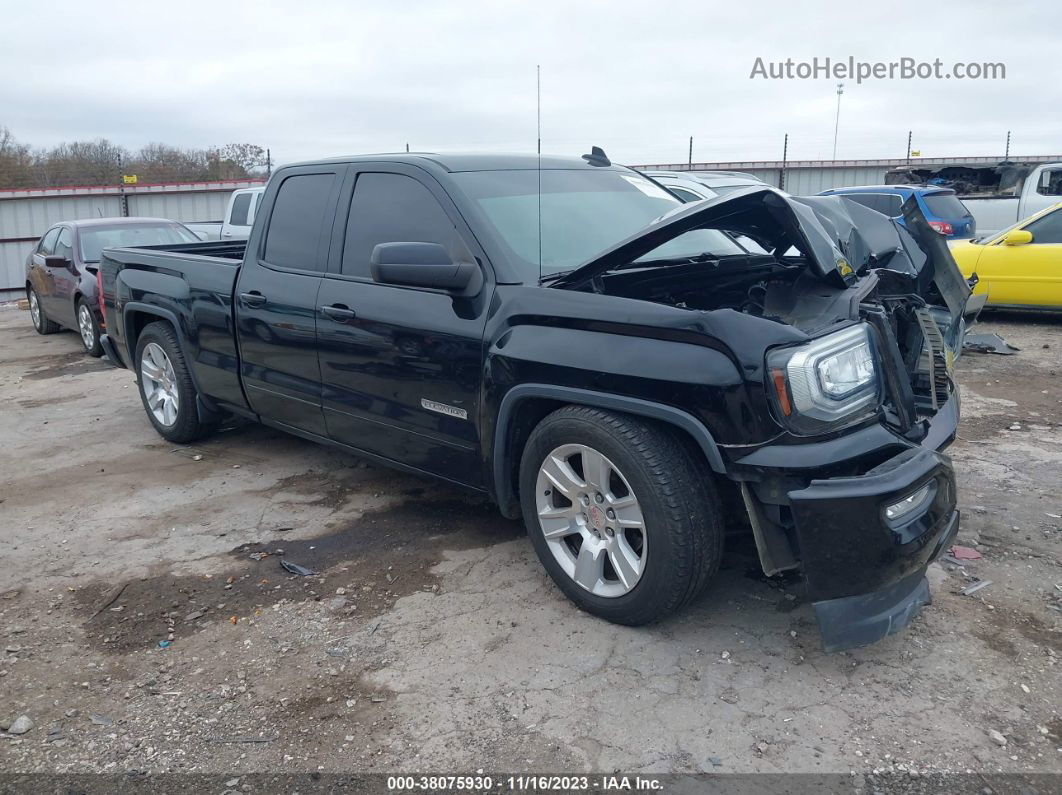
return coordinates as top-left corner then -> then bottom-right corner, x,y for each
552,186 -> 977,650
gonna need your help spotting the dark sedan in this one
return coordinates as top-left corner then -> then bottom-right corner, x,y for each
25,218 -> 200,355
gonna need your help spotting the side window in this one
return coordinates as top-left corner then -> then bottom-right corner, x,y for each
262,173 -> 336,271
229,192 -> 253,227
1036,168 -> 1062,197
839,194 -> 878,212
341,173 -> 461,278
38,227 -> 61,255
882,195 -> 904,216
1025,208 -> 1062,245
669,187 -> 704,203
54,228 -> 74,260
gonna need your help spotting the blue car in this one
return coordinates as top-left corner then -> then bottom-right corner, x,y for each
818,185 -> 976,239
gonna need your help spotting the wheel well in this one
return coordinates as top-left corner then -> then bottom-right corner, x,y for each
501,396 -> 723,519
126,310 -> 171,356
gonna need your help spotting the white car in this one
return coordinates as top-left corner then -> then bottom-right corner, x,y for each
639,170 -> 769,202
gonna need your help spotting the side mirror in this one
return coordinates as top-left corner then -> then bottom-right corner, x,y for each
44,255 -> 70,268
370,242 -> 478,292
1002,229 -> 1033,246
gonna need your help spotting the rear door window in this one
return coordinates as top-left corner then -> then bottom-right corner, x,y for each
263,173 -> 338,271
838,194 -> 881,212
881,195 -> 904,216
839,193 -> 904,216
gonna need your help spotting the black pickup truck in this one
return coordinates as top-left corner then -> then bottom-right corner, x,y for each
100,151 -> 974,651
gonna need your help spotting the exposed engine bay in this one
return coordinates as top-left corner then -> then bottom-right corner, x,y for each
551,185 -> 978,428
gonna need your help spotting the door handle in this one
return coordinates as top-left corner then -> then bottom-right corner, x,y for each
321,304 -> 356,320
239,292 -> 267,307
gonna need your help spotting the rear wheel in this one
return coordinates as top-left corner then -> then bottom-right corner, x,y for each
135,322 -> 217,443
28,287 -> 59,334
519,405 -> 724,626
77,298 -> 103,357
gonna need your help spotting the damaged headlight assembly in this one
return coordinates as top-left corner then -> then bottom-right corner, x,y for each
767,323 -> 880,435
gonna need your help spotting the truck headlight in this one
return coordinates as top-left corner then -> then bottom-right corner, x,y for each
767,324 -> 880,435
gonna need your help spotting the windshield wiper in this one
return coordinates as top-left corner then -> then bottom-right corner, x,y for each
539,269 -> 575,284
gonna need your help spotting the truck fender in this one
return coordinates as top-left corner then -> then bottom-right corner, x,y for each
492,383 -> 726,519
121,302 -> 221,424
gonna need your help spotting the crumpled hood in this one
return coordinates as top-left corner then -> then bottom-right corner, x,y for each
550,185 -> 971,318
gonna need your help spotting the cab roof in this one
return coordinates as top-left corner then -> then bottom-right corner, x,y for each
283,152 -> 627,173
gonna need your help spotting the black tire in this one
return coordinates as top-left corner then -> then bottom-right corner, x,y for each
28,287 -> 60,335
76,298 -> 103,357
134,322 -> 217,444
519,405 -> 723,626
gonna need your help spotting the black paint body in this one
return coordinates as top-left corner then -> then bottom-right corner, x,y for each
99,153 -> 962,649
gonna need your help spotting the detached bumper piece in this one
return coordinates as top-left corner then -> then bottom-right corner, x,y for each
99,333 -> 126,368
787,445 -> 959,652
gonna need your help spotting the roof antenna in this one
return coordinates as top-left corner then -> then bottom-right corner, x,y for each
537,64 -> 542,282
582,146 -> 611,167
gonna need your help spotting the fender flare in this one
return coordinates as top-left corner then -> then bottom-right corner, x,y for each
121,302 -> 220,423
493,383 -> 727,517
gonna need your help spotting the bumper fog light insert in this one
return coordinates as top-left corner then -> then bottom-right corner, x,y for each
884,482 -> 934,523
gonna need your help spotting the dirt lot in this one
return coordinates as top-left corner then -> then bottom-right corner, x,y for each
0,303 -> 1060,780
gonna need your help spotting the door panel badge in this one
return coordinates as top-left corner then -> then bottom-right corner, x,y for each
421,398 -> 468,420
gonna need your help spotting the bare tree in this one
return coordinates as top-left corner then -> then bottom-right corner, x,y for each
215,143 -> 267,173
0,126 -> 34,188
129,143 -> 210,183
0,125 -> 267,189
36,139 -> 124,187
206,143 -> 266,180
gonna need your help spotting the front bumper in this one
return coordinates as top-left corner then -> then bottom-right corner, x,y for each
733,392 -> 961,651
791,446 -> 959,651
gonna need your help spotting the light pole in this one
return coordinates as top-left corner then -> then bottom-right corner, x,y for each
832,82 -> 844,160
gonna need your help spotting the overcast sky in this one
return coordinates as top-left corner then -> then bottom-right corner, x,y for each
2,0 -> 1059,169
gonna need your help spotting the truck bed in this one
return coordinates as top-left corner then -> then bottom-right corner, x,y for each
113,238 -> 247,261
100,238 -> 249,411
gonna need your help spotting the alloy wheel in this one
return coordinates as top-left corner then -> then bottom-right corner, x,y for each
29,291 -> 41,330
78,304 -> 95,349
534,443 -> 647,598
140,342 -> 180,427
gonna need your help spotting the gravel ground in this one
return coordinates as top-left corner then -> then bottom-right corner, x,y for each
0,303 -> 1059,782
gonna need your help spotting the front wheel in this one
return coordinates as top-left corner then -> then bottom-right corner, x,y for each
519,405 -> 723,626
135,322 -> 217,443
77,298 -> 103,357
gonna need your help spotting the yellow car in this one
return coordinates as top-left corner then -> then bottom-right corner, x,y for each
950,202 -> 1062,308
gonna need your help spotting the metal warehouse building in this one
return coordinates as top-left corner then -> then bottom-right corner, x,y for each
6,154 -> 1062,298
0,178 -> 265,297
633,154 -> 1062,196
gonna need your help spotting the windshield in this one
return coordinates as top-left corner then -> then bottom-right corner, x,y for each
922,192 -> 969,218
453,169 -> 746,279
79,223 -> 200,263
